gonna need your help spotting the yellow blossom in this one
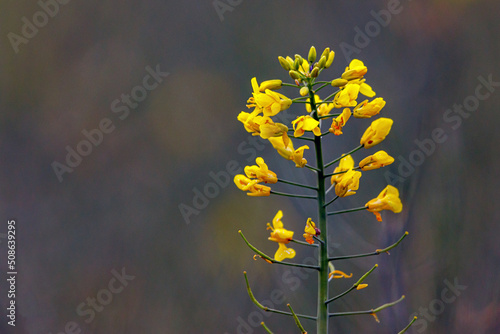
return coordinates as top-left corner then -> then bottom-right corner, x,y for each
329,108 -> 351,135
342,59 -> 368,80
359,151 -> 394,171
268,137 -> 309,168
333,83 -> 360,108
335,169 -> 362,197
237,112 -> 289,145
292,115 -> 321,137
360,118 -> 393,148
348,79 -> 376,97
318,101 -> 335,117
303,218 -> 320,244
365,185 -> 403,221
237,110 -> 263,135
244,157 -> 277,184
267,210 -> 296,261
353,98 -> 386,118
233,175 -> 270,197
246,77 -> 292,117
331,154 -> 354,185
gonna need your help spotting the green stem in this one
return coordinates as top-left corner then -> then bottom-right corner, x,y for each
288,304 -> 308,334
291,239 -> 318,247
327,206 -> 367,216
305,164 -> 320,172
398,316 -> 418,334
244,272 -> 317,321
318,89 -> 340,103
312,82 -> 330,94
270,190 -> 317,199
329,295 -> 405,318
283,82 -> 300,88
261,322 -> 274,334
278,178 -> 318,191
328,232 -> 409,261
323,170 -> 347,178
323,195 -> 339,208
324,145 -> 364,169
308,80 -> 329,334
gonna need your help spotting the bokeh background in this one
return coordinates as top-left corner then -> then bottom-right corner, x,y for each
1,0 -> 499,333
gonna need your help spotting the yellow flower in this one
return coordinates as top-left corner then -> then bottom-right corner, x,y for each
360,118 -> 393,149
233,175 -> 271,197
331,154 -> 354,185
237,110 -> 263,135
318,101 -> 335,117
335,169 -> 362,197
247,77 -> 292,117
365,185 -> 403,221
244,157 -> 277,184
292,115 -> 321,137
237,112 -> 289,145
333,83 -> 360,108
329,108 -> 351,135
268,137 -> 309,168
359,151 -> 394,171
353,98 -> 386,118
303,218 -> 320,244
341,59 -> 368,80
267,210 -> 296,261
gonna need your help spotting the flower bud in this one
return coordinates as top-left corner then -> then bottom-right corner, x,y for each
289,70 -> 302,80
308,46 -> 317,63
278,56 -> 291,71
325,51 -> 335,68
299,86 -> 309,96
318,55 -> 327,69
259,79 -> 282,91
331,78 -> 348,87
310,67 -> 319,78
321,47 -> 330,60
293,57 -> 301,70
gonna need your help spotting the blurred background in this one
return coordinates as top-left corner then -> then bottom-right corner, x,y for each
1,0 -> 499,333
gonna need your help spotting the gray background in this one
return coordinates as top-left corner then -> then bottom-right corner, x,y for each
1,0 -> 499,333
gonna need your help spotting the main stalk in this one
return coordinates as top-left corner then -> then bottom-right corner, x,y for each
308,83 -> 329,334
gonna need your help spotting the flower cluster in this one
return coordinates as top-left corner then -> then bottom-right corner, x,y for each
234,46 -> 411,333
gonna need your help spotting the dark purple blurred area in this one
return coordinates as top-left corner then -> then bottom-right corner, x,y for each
1,0 -> 499,333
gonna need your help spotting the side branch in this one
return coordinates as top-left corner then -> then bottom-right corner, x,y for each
244,272 -> 318,321
324,144 -> 363,169
329,232 -> 409,261
278,178 -> 318,191
329,295 -> 405,318
270,190 -> 317,200
327,206 -> 367,216
239,231 -> 320,270
325,264 -> 378,305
